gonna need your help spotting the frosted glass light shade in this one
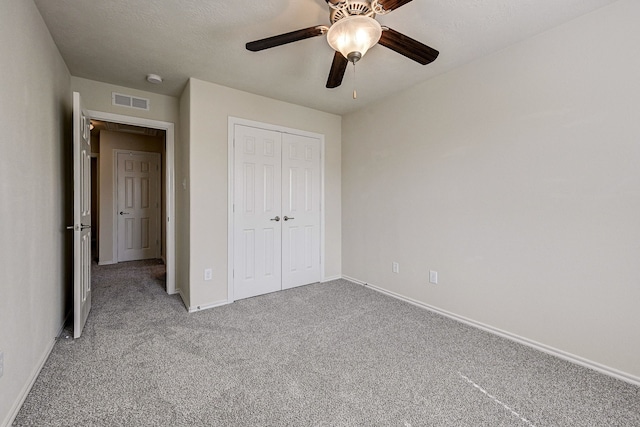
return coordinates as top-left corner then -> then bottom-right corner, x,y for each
327,15 -> 382,62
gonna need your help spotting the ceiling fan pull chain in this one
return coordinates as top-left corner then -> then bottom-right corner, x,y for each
352,62 -> 357,99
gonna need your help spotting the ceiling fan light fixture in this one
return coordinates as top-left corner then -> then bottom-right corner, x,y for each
327,15 -> 382,63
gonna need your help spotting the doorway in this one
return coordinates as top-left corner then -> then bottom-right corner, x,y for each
228,118 -> 324,301
87,111 -> 176,295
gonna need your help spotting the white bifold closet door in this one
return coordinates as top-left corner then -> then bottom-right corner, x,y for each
233,124 -> 321,300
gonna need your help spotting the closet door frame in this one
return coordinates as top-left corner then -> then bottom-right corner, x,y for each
227,117 -> 326,303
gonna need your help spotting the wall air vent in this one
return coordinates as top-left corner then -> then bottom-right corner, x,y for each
112,92 -> 150,111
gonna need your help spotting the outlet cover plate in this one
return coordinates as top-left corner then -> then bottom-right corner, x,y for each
204,268 -> 213,281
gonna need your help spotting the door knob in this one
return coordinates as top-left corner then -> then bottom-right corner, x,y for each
119,211 -> 130,215
270,216 -> 280,222
283,216 -> 295,221
66,224 -> 91,230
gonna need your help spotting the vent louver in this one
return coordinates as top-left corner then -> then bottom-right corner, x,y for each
112,92 -> 150,111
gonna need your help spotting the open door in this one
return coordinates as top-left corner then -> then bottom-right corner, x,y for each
72,91 -> 92,338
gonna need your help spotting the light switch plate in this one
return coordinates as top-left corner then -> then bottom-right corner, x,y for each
429,270 -> 438,284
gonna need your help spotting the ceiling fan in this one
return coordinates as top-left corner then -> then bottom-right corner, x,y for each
246,0 -> 439,89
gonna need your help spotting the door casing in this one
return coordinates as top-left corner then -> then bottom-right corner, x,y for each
227,117 -> 326,303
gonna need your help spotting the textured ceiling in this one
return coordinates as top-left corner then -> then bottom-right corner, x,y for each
34,0 -> 617,115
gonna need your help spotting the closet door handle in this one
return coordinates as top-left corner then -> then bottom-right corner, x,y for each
270,216 -> 280,222
283,216 -> 294,221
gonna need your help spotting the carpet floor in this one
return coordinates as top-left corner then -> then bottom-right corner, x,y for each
13,260 -> 640,426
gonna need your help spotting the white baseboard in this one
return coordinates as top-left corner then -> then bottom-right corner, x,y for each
2,314 -> 69,427
97,260 -> 117,266
342,275 -> 364,285
188,299 -> 230,313
343,276 -> 640,388
321,275 -> 342,283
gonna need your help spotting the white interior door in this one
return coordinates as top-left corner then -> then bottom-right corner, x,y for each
72,92 -> 92,339
281,133 -> 321,290
233,125 -> 283,300
116,151 -> 161,262
233,124 -> 321,300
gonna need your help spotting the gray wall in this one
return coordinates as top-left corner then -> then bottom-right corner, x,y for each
177,81 -> 191,305
342,0 -> 640,380
0,0 -> 72,424
182,79 -> 342,309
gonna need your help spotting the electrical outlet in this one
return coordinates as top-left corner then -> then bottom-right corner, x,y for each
0,351 -> 4,378
204,268 -> 213,281
392,262 -> 399,274
429,270 -> 438,284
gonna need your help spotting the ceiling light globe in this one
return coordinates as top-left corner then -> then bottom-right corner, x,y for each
327,15 -> 382,63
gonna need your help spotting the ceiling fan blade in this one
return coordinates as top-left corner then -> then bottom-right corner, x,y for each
376,0 -> 414,12
326,51 -> 349,89
246,26 -> 327,52
378,28 -> 439,65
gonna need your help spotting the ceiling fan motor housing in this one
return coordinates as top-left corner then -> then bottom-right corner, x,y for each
329,0 -> 377,23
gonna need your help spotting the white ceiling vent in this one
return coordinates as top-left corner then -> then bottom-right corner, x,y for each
112,92 -> 150,111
